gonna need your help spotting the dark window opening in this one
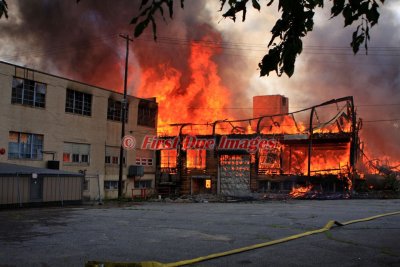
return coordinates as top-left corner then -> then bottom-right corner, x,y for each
11,77 -> 46,108
137,99 -> 157,128
107,98 -> 128,122
65,89 -> 92,116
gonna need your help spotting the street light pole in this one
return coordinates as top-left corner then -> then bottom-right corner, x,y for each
118,34 -> 133,199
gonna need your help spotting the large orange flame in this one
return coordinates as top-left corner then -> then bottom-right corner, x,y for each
137,37 -> 232,135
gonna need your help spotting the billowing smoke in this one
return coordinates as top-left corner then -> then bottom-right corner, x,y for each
0,1 -> 217,90
216,2 -> 400,161
0,0 -> 398,160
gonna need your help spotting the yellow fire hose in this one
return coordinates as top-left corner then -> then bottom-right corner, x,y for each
85,210 -> 400,267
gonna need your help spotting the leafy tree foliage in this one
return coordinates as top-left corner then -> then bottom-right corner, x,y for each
131,0 -> 385,77
0,0 -> 8,19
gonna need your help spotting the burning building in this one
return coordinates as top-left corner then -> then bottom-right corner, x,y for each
154,95 -> 359,198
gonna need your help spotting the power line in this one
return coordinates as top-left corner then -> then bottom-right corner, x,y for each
363,119 -> 400,123
155,103 -> 400,110
1,33 -> 399,62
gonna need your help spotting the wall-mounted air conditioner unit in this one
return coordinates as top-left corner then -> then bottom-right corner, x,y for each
47,160 -> 60,170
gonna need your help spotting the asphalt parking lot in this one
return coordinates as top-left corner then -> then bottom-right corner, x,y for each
0,199 -> 399,267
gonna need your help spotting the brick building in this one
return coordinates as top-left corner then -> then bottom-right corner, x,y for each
0,61 -> 157,201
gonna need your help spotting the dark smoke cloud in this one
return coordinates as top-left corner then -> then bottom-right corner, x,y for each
293,6 -> 400,160
0,0 -> 222,91
0,0 -> 398,161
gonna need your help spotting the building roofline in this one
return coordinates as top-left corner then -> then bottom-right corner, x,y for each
0,162 -> 84,177
0,60 -> 157,103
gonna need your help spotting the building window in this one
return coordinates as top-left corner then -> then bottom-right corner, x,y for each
72,154 -> 80,163
65,89 -> 92,116
81,154 -> 89,163
8,131 -> 43,160
104,180 -> 124,190
135,157 -> 153,166
63,153 -> 71,162
105,146 -> 125,165
161,150 -> 177,168
107,99 -> 128,122
11,77 -> 46,108
187,150 -> 206,169
137,99 -> 157,128
63,142 -> 90,164
134,180 -> 152,188
258,148 -> 281,175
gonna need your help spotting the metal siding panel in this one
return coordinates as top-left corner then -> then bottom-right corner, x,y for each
5,177 -> 9,204
57,177 -> 61,200
71,178 -> 77,200
10,177 -> 14,204
7,177 -> 12,204
68,177 -> 73,200
64,177 -> 69,200
22,177 -> 30,203
47,177 -> 52,201
69,177 -> 75,200
43,177 -> 49,202
49,177 -> 56,201
53,177 -> 58,201
0,178 -> 5,204
61,177 -> 67,200
0,178 -> 4,204
12,177 -> 18,203
78,177 -> 83,200
75,177 -> 82,200
46,177 -> 54,202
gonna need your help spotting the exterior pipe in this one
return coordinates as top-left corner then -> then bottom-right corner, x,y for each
307,107 -> 315,178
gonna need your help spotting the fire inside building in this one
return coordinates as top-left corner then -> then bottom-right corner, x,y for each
154,95 -> 361,197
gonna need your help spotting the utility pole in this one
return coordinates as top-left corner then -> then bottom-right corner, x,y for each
118,34 -> 133,199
